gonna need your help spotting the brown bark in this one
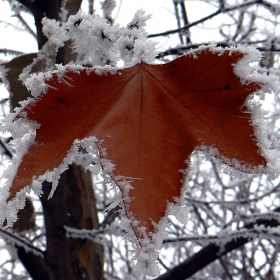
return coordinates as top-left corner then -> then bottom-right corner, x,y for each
12,197 -> 36,233
41,166 -> 104,280
15,245 -> 50,280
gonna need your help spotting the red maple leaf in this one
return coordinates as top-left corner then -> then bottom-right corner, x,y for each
7,47 -> 266,238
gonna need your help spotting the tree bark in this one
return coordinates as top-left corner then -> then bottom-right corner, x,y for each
16,245 -> 50,280
41,166 -> 104,280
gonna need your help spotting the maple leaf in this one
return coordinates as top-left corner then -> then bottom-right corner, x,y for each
6,47 -> 266,238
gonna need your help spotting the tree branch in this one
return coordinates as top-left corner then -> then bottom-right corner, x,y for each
16,0 -> 61,49
0,229 -> 44,256
149,0 -> 278,38
0,139 -> 13,159
16,13 -> 37,39
15,245 -> 50,280
179,1 -> 191,44
173,1 -> 183,44
0,229 -> 49,279
0,48 -> 23,56
41,165 -> 104,280
156,207 -> 280,280
155,43 -> 280,59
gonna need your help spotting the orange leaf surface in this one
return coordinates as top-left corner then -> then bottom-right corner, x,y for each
8,48 -> 266,237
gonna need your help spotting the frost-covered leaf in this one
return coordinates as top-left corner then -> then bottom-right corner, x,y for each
2,46 -> 269,241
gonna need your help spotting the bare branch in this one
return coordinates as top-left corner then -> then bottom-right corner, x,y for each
0,139 -> 13,158
173,1 -> 184,44
149,0 -> 279,38
219,0 -> 225,11
16,13 -> 36,38
179,1 -> 191,44
236,13 -> 256,43
15,245 -> 50,280
232,10 -> 245,42
89,0 -> 94,14
0,49 -> 24,56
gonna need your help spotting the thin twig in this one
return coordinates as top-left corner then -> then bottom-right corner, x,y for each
184,181 -> 280,206
16,13 -> 36,38
219,258 -> 234,280
0,139 -> 13,158
149,0 -> 278,38
236,13 -> 256,43
232,10 -> 245,42
158,257 -> 170,271
173,1 -> 184,44
180,1 -> 191,44
0,48 -> 24,56
89,0 -> 94,14
155,42 -> 280,59
0,229 -> 44,256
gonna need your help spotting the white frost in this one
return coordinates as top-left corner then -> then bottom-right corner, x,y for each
65,10 -> 156,67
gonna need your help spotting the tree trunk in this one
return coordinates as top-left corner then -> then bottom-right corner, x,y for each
5,1 -> 104,279
41,166 -> 104,280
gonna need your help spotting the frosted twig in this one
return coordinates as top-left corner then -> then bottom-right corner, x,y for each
0,229 -> 44,257
184,182 -> 280,206
155,42 -> 280,59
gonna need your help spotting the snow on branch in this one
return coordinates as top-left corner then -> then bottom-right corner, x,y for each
0,229 -> 44,258
156,207 -> 280,280
64,225 -> 124,245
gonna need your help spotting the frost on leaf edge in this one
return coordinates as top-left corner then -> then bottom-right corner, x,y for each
0,45 -> 278,277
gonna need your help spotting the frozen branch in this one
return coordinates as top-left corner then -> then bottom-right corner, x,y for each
184,181 -> 280,206
157,207 -> 280,280
155,42 -> 280,59
0,229 -> 44,257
